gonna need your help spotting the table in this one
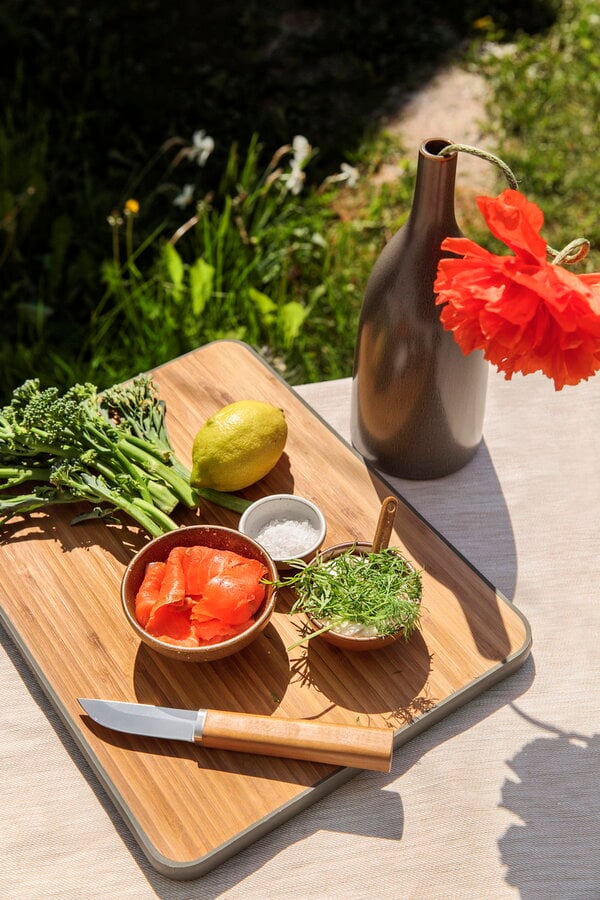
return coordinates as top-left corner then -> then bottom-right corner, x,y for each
1,363 -> 599,899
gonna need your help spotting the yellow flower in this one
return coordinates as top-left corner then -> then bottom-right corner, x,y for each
473,15 -> 494,30
124,198 -> 140,216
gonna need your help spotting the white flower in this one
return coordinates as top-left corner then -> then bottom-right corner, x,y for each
292,134 -> 311,166
189,130 -> 215,166
284,163 -> 306,195
325,162 -> 360,188
280,135 -> 311,195
173,184 -> 195,208
339,162 -> 359,187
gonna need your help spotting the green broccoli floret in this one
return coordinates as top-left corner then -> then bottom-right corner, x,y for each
100,374 -> 172,460
0,374 -> 250,537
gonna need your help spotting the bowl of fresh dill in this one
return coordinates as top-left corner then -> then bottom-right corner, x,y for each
285,542 -> 423,652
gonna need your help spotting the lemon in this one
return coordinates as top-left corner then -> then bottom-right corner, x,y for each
190,400 -> 288,492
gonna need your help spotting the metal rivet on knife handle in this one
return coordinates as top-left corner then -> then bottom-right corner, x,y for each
199,709 -> 394,772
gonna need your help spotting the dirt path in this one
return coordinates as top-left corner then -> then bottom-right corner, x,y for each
376,64 -> 498,202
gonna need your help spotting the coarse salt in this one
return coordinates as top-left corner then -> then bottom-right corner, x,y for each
255,517 -> 319,559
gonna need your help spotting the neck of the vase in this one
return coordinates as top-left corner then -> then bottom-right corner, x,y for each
407,138 -> 459,233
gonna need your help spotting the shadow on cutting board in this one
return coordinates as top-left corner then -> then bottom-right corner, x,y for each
368,439 -> 518,663
0,620 -> 535,897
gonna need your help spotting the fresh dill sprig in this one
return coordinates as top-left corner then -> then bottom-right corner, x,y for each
279,546 -> 423,648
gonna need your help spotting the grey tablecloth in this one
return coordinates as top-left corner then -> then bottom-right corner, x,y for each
1,367 -> 599,899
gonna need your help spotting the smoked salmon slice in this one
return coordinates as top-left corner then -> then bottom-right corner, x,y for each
192,574 -> 265,625
146,603 -> 198,646
181,545 -> 214,594
193,617 -> 253,644
145,546 -> 191,633
134,544 -> 269,647
135,561 -> 166,628
158,546 -> 187,605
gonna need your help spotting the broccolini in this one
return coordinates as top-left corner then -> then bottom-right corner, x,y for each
0,375 -> 250,537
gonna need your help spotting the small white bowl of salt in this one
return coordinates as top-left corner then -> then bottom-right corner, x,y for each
238,494 -> 326,569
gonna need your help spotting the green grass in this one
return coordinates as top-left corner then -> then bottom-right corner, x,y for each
1,0 -> 597,401
476,0 -> 600,270
79,133 -> 414,391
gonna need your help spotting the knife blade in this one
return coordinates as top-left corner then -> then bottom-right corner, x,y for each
79,698 -> 394,772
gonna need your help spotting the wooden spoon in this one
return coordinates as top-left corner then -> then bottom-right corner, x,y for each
372,495 -> 399,552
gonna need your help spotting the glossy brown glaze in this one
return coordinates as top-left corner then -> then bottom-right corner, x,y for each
351,138 -> 488,479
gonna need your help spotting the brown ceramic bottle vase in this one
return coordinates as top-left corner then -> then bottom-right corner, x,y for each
350,137 -> 488,480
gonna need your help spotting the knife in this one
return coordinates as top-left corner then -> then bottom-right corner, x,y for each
78,698 -> 394,772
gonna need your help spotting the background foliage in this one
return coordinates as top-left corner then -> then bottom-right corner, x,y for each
3,0 -> 595,403
480,0 -> 600,260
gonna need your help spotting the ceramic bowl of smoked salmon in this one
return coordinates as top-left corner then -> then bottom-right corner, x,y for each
121,525 -> 278,662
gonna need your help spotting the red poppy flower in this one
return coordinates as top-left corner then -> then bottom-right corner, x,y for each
434,189 -> 600,390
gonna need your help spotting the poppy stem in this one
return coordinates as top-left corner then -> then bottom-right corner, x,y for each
439,143 -> 591,268
547,238 -> 590,266
438,143 -> 519,190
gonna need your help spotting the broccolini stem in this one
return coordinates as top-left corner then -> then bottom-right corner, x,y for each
0,490 -> 79,524
0,466 -> 52,487
113,445 -> 154,505
145,480 -> 180,514
193,487 -> 252,513
48,467 -> 173,537
122,432 -> 173,464
131,498 -> 180,535
118,437 -> 197,507
126,431 -> 192,482
117,437 -> 251,513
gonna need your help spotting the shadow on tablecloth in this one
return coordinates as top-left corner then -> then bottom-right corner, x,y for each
0,620 -> 536,899
499,706 -> 600,899
371,440 -> 516,594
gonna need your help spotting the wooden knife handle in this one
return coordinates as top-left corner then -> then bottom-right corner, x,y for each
199,710 -> 394,772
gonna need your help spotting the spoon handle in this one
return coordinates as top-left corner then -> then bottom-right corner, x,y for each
372,495 -> 399,552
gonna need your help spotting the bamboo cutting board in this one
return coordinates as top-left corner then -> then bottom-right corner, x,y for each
0,341 -> 531,880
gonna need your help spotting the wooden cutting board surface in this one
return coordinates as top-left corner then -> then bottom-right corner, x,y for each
0,341 -> 531,879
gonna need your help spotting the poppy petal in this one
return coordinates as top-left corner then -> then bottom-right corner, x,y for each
434,190 -> 600,390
